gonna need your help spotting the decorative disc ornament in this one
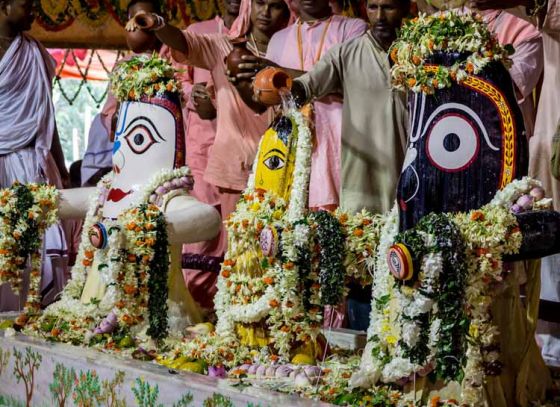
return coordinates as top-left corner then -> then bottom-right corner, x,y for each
387,243 -> 414,281
89,222 -> 108,249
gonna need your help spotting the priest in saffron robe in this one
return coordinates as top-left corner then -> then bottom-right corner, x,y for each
126,0 -> 294,224
178,0 -> 240,313
0,0 -> 69,310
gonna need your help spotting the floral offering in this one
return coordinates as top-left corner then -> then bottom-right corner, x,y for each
26,168 -> 191,346
390,11 -> 513,94
0,183 -> 59,318
109,53 -> 181,102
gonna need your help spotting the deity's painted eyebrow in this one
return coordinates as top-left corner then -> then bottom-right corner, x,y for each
264,149 -> 286,158
124,116 -> 166,142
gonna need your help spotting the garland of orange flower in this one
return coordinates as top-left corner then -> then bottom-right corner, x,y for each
30,169 -> 188,345
0,183 -> 59,318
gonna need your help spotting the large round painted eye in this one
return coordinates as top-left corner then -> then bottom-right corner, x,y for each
263,154 -> 285,171
426,113 -> 480,172
122,117 -> 161,155
125,125 -> 157,154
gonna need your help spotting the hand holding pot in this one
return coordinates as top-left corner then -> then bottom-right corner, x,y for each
252,66 -> 293,106
226,40 -> 276,82
125,11 -> 163,32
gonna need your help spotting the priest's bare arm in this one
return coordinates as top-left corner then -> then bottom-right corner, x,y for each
126,12 -> 189,55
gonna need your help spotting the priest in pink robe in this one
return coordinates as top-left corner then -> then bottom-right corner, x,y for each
178,0 -> 240,312
264,0 -> 367,210
125,0 -> 295,226
229,0 -> 368,210
483,9 -> 543,139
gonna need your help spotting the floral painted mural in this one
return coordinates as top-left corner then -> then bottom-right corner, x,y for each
0,334 -> 312,407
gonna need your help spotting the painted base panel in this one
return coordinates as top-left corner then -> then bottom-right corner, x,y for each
0,332 -> 333,407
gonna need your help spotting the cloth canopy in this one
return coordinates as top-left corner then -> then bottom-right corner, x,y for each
30,0 -> 227,49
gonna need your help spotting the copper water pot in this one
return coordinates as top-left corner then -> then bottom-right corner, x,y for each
253,67 -> 293,106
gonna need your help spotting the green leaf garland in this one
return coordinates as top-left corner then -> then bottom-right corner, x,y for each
146,205 -> 170,341
310,211 -> 346,306
394,213 -> 468,381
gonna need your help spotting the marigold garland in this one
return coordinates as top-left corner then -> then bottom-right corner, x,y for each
336,209 -> 385,287
390,11 -> 513,94
110,54 -> 181,102
116,203 -> 170,340
0,183 -> 59,317
28,168 -> 191,345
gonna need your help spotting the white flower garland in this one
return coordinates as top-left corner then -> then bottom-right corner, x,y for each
287,107 -> 313,222
351,206 -> 399,389
381,247 -> 443,383
0,184 -> 59,291
0,183 -> 59,319
30,167 -> 192,344
210,107 -> 317,362
353,177 -> 545,406
490,176 -> 544,208
214,189 -> 286,340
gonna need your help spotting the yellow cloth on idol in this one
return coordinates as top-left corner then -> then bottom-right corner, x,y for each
80,243 -> 202,326
236,324 -> 270,348
484,261 -> 550,406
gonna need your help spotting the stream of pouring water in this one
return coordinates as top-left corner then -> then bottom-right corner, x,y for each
279,88 -> 296,115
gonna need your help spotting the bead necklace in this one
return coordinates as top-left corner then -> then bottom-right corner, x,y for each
296,16 -> 333,71
247,33 -> 267,58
